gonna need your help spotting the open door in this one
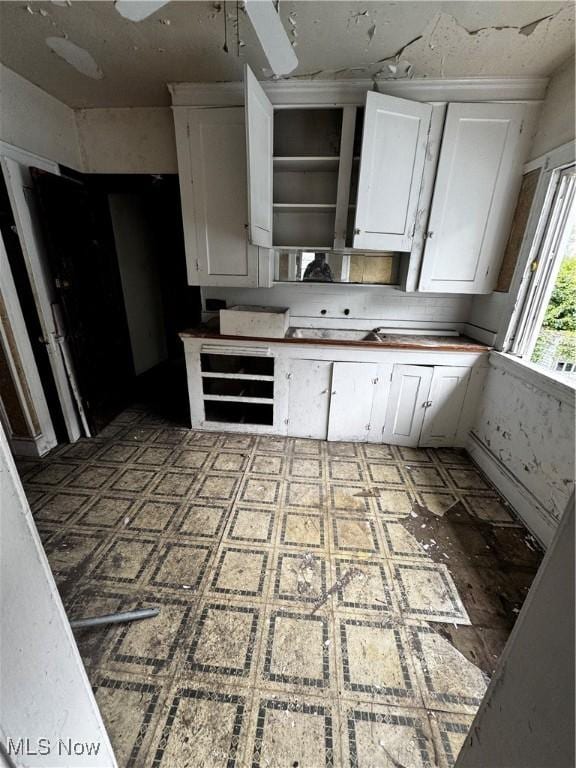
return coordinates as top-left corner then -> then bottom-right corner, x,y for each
353,91 -> 432,252
31,169 -> 135,435
244,65 -> 274,248
0,422 -> 117,767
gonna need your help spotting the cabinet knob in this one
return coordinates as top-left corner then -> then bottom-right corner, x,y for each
331,390 -> 337,395
354,228 -> 360,235
426,231 -> 434,239
423,400 -> 432,408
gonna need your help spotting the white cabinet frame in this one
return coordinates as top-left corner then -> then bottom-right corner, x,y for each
173,106 -> 259,287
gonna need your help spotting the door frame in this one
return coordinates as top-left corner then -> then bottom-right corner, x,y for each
1,153 -> 84,444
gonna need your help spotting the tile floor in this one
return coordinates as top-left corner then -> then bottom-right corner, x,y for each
18,405 -> 543,768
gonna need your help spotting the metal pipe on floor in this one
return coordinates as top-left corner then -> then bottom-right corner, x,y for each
69,608 -> 159,629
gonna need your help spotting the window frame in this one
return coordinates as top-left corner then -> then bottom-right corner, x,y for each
497,142 -> 576,364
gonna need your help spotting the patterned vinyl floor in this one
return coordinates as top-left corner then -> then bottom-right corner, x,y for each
17,404 -> 543,768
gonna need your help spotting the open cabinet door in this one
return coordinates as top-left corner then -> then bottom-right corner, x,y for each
244,65 -> 273,248
353,91 -> 432,251
0,423 -> 117,767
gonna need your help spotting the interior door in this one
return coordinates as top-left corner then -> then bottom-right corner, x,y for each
1,157 -> 82,443
418,102 -> 526,294
287,359 -> 332,439
186,107 -> 259,287
31,169 -> 135,435
382,364 -> 433,447
328,362 -> 378,442
420,366 -> 471,447
0,422 -> 117,767
353,91 -> 432,252
244,64 -> 274,247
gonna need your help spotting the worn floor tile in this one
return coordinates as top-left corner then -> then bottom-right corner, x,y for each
20,405 -> 543,767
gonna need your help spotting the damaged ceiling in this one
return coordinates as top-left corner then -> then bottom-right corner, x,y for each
0,1 -> 574,108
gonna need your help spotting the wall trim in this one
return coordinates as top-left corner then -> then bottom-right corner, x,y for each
466,431 -> 557,548
0,141 -> 60,175
9,434 -> 51,458
169,76 -> 548,107
490,351 -> 575,408
462,322 -> 497,346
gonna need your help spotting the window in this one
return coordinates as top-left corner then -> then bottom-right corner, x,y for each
508,164 -> 576,382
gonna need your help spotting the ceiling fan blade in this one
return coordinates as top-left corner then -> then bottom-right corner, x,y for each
244,0 -> 298,76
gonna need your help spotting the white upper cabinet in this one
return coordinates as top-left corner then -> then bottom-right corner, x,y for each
244,65 -> 274,248
418,102 -> 527,294
174,106 -> 258,287
353,92 -> 432,252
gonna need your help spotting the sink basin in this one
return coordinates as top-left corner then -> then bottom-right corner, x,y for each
288,328 -> 379,341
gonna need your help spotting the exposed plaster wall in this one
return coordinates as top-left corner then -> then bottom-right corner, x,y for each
0,64 -> 81,169
75,107 -> 177,173
529,54 -> 575,160
468,353 -> 575,547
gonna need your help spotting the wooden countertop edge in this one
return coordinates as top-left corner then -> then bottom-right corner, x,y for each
178,330 -> 491,352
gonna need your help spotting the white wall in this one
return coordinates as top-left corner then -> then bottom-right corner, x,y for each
468,353 -> 575,547
204,285 -> 473,330
109,193 -> 168,375
456,498 -> 574,768
75,108 -> 177,174
0,64 -> 81,170
529,55 -> 575,161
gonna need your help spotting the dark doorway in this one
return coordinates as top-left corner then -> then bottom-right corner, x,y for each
31,168 -> 135,435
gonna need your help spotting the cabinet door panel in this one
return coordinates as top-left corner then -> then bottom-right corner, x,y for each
328,362 -> 378,442
419,103 -> 526,294
185,108 -> 258,286
420,366 -> 471,447
382,365 -> 433,447
287,359 -> 332,440
245,65 -> 274,247
353,92 -> 432,252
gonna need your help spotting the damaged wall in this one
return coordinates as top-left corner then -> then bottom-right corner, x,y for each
529,53 -> 576,160
467,352 -> 575,547
75,107 -> 177,173
0,64 -> 81,169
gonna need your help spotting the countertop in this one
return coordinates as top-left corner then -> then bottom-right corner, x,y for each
179,326 -> 490,352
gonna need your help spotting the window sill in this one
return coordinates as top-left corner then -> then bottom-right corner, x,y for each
490,351 -> 576,407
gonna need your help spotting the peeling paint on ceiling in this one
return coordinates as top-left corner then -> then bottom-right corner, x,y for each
0,1 -> 574,108
45,36 -> 103,79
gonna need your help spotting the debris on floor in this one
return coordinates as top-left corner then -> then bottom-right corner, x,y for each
18,406 -> 543,768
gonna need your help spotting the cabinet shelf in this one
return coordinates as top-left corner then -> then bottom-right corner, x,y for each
273,203 -> 337,212
273,156 -> 340,171
203,395 -> 274,404
201,372 -> 274,382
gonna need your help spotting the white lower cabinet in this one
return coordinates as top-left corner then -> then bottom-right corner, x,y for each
287,359 -> 332,439
382,365 -> 433,447
327,362 -> 379,442
183,337 -> 483,447
420,366 -> 471,447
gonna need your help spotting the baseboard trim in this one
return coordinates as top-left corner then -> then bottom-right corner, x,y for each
10,434 -> 52,458
466,431 -> 557,549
